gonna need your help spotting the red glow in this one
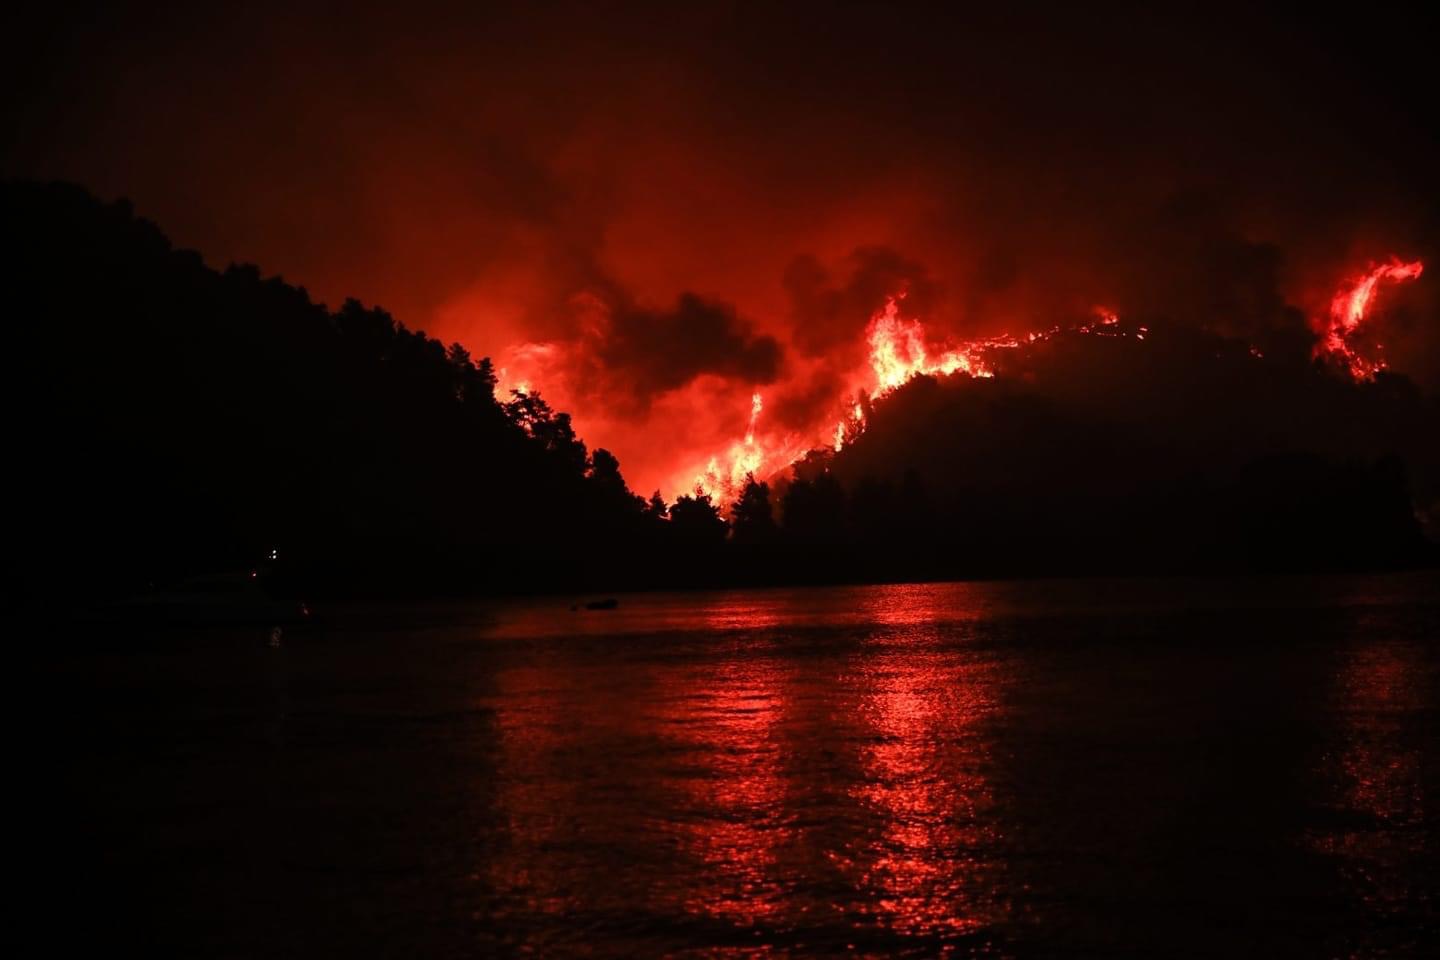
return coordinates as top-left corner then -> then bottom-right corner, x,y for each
494,255 -> 1424,506
865,297 -> 994,390
681,301 -> 1148,504
690,391 -> 812,504
671,657 -> 791,925
842,588 -> 1011,937
1310,637 -> 1426,919
1317,258 -> 1424,380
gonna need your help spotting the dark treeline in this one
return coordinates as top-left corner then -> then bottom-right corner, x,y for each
3,181 -> 1434,606
3,181 -> 677,600
745,316 -> 1440,582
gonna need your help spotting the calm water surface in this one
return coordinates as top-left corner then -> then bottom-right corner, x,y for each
42,574 -> 1440,956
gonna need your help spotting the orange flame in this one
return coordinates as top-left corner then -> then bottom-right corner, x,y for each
1318,257 -> 1424,380
866,298 -> 994,391
693,390 -> 805,505
700,301 -> 1154,483
491,254 -> 1430,507
833,401 -> 868,453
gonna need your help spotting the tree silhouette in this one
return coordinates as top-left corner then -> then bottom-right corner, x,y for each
780,471 -> 847,545
730,474 -> 777,544
669,489 -> 729,546
2,180 -> 666,599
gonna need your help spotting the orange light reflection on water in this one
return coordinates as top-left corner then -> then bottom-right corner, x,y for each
842,623 -> 1010,940
478,582 -> 1014,949
668,655 -> 793,927
824,585 -> 1012,940
1311,632 -> 1427,926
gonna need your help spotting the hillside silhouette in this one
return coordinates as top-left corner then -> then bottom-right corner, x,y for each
3,181 -> 678,600
817,337 -> 1437,581
3,181 -> 1433,604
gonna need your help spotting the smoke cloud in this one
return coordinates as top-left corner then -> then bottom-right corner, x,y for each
4,2 -> 1435,495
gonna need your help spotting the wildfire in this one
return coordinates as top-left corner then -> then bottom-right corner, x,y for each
832,401 -> 867,453
828,300 -> 1141,454
692,392 -> 810,504
855,299 -> 1140,402
745,391 -> 762,445
696,300 -> 1152,494
496,341 -> 563,399
1318,257 -> 1424,380
866,298 -> 995,390
489,256 -> 1421,509
693,392 -> 768,499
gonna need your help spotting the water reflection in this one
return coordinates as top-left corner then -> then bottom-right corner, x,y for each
666,654 -> 792,926
844,620 -> 1009,941
53,574 -> 1440,956
467,577 -> 1440,955
474,583 -> 1014,951
486,658 -> 583,925
483,581 -> 997,642
1312,623 -> 1428,938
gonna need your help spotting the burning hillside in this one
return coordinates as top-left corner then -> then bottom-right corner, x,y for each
11,4 -> 1435,534
6,179 -> 1435,597
1318,258 -> 1425,380
495,253 -> 1427,512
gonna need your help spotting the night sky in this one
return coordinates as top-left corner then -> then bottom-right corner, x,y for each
5,3 -> 1436,495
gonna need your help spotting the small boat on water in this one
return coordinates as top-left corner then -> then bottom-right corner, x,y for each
582,598 -> 619,611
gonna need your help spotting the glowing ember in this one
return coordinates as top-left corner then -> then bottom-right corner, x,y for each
1318,257 -> 1424,380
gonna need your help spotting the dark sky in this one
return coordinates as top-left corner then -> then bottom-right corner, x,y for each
4,2 -> 1436,494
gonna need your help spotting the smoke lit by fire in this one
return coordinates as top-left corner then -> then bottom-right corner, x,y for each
14,5 -> 1434,519
675,300 -> 1151,506
491,253 -> 1423,510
